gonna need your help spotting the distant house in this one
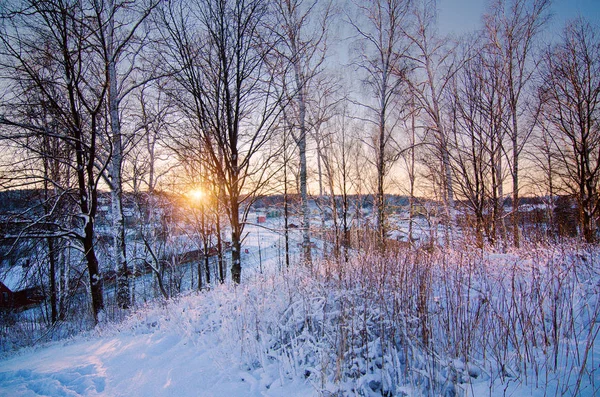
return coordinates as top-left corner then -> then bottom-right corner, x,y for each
257,215 -> 266,223
0,265 -> 44,311
0,281 -> 43,310
266,210 -> 281,218
0,281 -> 12,308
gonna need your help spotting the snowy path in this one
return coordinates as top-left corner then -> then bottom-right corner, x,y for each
0,222 -> 311,397
0,331 -> 290,396
0,292 -> 313,397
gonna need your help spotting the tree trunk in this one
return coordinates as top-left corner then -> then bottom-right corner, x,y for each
197,245 -> 203,291
83,218 -> 104,322
409,101 -> 416,245
107,4 -> 130,309
284,148 -> 291,269
423,39 -> 456,244
74,113 -> 104,324
48,237 -> 58,324
316,138 -> 325,237
377,110 -> 386,247
297,92 -> 312,264
291,43 -> 312,264
441,143 -> 457,244
231,213 -> 242,284
59,245 -> 68,321
204,243 -> 211,286
216,210 -> 224,283
230,180 -> 242,284
511,115 -> 520,248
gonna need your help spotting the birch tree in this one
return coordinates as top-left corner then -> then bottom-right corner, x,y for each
156,0 -> 281,283
538,18 -> 600,242
350,0 -> 411,246
270,0 -> 332,263
483,0 -> 550,247
403,0 -> 459,243
0,0 -> 109,323
330,99 -> 359,258
89,0 -> 159,309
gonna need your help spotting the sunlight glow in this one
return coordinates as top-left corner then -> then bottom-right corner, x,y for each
188,188 -> 204,203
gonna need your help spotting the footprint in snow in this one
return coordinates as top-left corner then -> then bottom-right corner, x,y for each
0,364 -> 106,396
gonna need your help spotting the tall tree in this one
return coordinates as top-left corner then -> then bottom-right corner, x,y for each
448,39 -> 511,246
0,91 -> 73,323
484,0 -> 550,247
90,0 -> 159,309
350,0 -> 411,247
403,0 -> 459,244
156,0 -> 281,283
270,0 -> 332,263
329,98 -> 359,258
538,18 -> 600,242
449,44 -> 493,246
0,0 -> 109,323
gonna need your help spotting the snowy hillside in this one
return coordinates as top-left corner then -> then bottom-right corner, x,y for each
1,239 -> 599,396
0,281 -> 314,396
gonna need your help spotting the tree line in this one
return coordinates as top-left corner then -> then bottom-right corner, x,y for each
0,0 -> 599,324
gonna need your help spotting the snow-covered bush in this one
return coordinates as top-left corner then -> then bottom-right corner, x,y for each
199,242 -> 600,395
2,241 -> 598,396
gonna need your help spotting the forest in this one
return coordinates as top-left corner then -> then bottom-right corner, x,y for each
0,0 -> 599,395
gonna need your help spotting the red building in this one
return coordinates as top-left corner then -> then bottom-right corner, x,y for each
0,277 -> 44,311
0,281 -> 12,308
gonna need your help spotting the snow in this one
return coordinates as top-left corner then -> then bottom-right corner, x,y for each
0,220 -> 313,397
1,220 -> 600,396
0,265 -> 26,292
0,287 -> 314,396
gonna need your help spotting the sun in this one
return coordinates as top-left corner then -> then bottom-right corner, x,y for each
188,188 -> 204,203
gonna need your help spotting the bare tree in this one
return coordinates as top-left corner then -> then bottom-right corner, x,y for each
0,91 -> 74,323
0,0 -> 110,323
538,18 -> 600,242
274,110 -> 297,269
483,0 -> 550,247
526,118 -> 559,238
349,0 -> 411,247
403,0 -> 460,244
479,35 -> 511,245
156,0 -> 281,283
449,50 -> 491,246
270,0 -> 332,263
90,0 -> 159,309
329,98 -> 359,259
402,95 -> 419,245
448,39 -> 511,246
134,192 -> 171,300
128,81 -> 174,194
306,75 -> 341,255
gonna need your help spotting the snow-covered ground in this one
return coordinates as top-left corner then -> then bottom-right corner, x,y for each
1,219 -> 600,396
0,288 -> 314,396
0,220 -> 312,397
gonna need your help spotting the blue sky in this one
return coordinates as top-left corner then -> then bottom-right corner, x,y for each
437,0 -> 600,37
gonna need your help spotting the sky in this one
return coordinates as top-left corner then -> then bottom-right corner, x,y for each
437,0 -> 600,37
